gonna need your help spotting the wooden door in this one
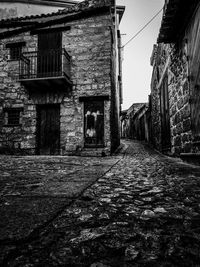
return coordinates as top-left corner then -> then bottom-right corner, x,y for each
37,32 -> 62,77
37,104 -> 60,155
160,75 -> 171,151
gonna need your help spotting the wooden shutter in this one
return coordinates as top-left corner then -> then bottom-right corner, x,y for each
37,105 -> 60,155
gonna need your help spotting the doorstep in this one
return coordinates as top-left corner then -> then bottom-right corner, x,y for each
180,153 -> 200,165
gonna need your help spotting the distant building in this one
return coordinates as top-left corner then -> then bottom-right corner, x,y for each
131,103 -> 150,142
150,0 -> 200,160
0,0 -> 125,156
120,103 -> 150,141
0,0 -> 78,20
120,109 -> 128,138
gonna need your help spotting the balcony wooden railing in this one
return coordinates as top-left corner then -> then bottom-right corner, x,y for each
19,48 -> 71,81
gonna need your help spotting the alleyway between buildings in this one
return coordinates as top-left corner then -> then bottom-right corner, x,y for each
1,140 -> 200,266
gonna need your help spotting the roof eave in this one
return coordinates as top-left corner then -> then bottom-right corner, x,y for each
0,5 -> 111,39
157,0 -> 200,44
2,0 -> 78,7
116,5 -> 125,24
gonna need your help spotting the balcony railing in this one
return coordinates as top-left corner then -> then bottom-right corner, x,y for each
19,48 -> 71,81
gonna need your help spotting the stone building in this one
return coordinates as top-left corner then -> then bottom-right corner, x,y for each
0,0 -> 125,156
131,103 -> 150,142
150,0 -> 200,159
120,103 -> 148,140
0,0 -> 77,20
120,109 -> 128,138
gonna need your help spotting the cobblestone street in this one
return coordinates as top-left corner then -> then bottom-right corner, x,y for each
1,140 -> 200,266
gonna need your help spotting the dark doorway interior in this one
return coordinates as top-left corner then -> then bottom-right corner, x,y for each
37,31 -> 62,77
36,104 -> 60,155
160,75 -> 171,152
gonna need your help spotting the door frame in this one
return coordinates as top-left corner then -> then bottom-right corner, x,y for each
36,104 -> 60,155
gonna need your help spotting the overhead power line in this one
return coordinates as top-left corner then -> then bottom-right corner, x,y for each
121,7 -> 163,48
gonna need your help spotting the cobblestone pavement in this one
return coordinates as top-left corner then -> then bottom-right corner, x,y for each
1,140 -> 200,266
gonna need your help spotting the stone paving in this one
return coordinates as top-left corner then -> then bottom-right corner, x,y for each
1,140 -> 200,266
0,155 -> 120,262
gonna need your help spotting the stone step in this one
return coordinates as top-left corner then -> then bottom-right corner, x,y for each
64,147 -> 108,157
180,153 -> 200,165
80,148 -> 108,157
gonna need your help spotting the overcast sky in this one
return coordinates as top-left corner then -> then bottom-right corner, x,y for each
117,0 -> 164,110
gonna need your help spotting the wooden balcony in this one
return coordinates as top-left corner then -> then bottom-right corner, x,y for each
19,48 -> 72,91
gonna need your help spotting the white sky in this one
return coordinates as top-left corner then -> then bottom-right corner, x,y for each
117,0 -> 164,110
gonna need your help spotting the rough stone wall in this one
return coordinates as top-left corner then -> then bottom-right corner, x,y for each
151,3 -> 200,156
150,71 -> 161,149
150,45 -> 164,151
0,33 -> 38,154
168,43 -> 192,155
151,4 -> 200,157
151,41 -> 192,155
0,7 -> 118,155
62,12 -> 114,154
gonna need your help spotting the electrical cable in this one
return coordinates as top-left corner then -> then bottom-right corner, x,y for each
121,7 -> 163,48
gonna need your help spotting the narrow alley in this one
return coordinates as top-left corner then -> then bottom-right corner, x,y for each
1,140 -> 200,266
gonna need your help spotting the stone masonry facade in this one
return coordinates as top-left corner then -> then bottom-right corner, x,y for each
0,32 -> 38,154
150,1 -> 200,156
0,0 -> 124,155
151,43 -> 191,154
168,43 -> 192,155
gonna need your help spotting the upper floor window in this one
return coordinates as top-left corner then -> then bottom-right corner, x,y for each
6,42 -> 26,60
3,108 -> 23,126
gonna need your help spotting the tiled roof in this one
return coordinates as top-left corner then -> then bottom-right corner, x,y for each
2,0 -> 78,8
0,0 -> 113,38
0,0 -> 112,26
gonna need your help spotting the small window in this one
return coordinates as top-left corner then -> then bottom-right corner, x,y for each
6,42 -> 26,60
4,108 -> 23,126
10,46 -> 22,60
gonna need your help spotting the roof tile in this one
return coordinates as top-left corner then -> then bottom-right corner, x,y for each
0,0 -> 112,26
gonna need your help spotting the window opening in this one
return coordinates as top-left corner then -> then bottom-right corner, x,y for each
6,42 -> 26,60
84,101 -> 104,146
4,108 -> 23,126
